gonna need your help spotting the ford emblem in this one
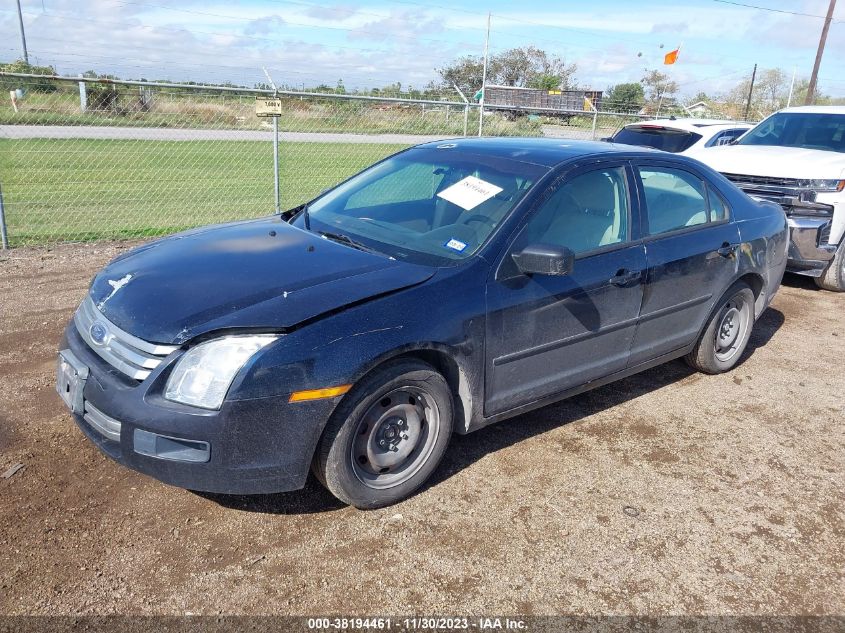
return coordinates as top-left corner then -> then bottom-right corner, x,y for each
89,321 -> 108,346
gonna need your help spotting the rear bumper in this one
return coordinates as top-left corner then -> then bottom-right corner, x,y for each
786,216 -> 837,277
61,323 -> 337,495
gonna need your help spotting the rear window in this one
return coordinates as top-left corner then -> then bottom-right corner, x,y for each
612,126 -> 703,153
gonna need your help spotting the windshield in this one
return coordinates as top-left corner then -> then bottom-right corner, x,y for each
292,147 -> 547,265
738,112 -> 845,153
612,126 -> 702,153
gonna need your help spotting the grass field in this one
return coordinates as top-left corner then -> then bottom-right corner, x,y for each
0,91 -> 544,137
0,138 -> 407,245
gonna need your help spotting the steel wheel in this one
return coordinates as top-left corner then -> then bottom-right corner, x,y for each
350,386 -> 441,490
713,295 -> 750,363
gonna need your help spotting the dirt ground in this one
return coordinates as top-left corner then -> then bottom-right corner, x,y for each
0,242 -> 843,617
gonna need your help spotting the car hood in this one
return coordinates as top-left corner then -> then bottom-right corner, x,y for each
88,217 -> 435,344
689,145 -> 845,179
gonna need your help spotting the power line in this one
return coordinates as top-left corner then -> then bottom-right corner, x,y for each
709,0 -> 842,22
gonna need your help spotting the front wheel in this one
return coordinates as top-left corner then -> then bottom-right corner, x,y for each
814,242 -> 845,292
685,282 -> 755,374
312,359 -> 454,509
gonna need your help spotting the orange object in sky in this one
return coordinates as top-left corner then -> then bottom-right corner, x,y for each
664,48 -> 680,65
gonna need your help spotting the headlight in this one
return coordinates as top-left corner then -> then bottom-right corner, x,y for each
798,179 -> 845,192
164,335 -> 278,410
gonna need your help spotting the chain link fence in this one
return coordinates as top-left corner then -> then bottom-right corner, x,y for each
0,72 -> 646,247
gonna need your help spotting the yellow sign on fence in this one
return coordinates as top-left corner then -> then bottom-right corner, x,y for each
255,97 -> 283,117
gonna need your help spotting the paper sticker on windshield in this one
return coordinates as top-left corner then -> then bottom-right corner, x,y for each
436,176 -> 503,211
444,238 -> 467,252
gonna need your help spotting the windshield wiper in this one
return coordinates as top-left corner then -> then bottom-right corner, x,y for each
319,231 -> 379,254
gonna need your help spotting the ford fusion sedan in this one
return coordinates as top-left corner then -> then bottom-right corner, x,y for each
57,138 -> 788,508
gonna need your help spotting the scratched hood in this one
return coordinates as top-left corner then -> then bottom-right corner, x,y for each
88,218 -> 435,344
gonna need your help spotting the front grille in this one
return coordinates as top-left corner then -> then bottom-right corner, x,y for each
722,173 -> 804,188
721,172 -> 834,217
74,296 -> 178,381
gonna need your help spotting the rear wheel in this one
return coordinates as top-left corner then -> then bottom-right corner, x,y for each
685,282 -> 755,374
312,360 -> 453,509
814,243 -> 845,292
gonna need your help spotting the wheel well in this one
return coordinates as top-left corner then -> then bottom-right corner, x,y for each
390,349 -> 473,433
737,272 -> 765,317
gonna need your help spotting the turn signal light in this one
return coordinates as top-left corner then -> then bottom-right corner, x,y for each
289,384 -> 352,403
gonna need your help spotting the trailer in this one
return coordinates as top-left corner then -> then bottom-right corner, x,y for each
481,85 -> 603,120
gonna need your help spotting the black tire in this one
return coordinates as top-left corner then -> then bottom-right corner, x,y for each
814,242 -> 845,292
685,282 -> 756,374
312,359 -> 454,509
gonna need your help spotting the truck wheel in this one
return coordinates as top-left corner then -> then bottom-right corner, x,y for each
685,282 -> 755,374
814,243 -> 845,292
312,359 -> 453,509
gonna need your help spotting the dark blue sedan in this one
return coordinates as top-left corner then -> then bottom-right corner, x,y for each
57,138 -> 788,508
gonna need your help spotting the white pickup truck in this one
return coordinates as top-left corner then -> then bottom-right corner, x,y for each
690,106 -> 845,291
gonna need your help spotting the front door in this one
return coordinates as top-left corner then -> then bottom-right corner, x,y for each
485,163 -> 646,417
628,162 -> 741,365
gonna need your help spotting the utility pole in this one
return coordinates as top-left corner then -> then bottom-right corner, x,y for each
787,67 -> 797,107
15,0 -> 29,64
478,12 -> 491,137
805,0 -> 837,105
744,63 -> 757,121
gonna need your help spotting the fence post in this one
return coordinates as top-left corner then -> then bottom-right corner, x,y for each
0,182 -> 9,249
272,114 -> 281,214
453,84 -> 470,138
78,74 -> 87,113
591,109 -> 599,140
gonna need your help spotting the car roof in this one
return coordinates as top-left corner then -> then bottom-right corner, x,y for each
412,137 -> 658,168
775,105 -> 845,115
624,118 -> 751,133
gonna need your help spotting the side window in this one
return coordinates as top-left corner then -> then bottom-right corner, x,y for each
708,187 -> 730,222
519,167 -> 629,255
638,167 -> 708,235
345,162 -> 445,210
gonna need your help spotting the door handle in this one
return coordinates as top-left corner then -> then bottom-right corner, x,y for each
716,242 -> 740,257
609,269 -> 642,287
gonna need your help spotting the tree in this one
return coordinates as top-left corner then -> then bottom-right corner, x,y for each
641,69 -> 679,114
722,67 -> 811,118
0,59 -> 58,93
436,55 -> 484,96
436,46 -> 577,95
604,82 -> 644,113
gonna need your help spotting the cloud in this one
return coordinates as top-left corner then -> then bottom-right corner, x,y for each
244,15 -> 286,37
651,22 -> 689,35
304,4 -> 358,21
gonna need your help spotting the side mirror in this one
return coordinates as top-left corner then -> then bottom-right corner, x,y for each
511,243 -> 575,276
600,136 -> 612,142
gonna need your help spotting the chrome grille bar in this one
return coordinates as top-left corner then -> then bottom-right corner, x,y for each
83,401 -> 122,442
74,296 -> 178,381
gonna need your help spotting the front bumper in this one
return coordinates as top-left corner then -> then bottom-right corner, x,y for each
59,323 -> 338,495
786,216 -> 837,277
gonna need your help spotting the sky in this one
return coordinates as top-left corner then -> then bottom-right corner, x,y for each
1,0 -> 844,98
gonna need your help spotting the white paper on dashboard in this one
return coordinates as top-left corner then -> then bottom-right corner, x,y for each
436,176 -> 503,211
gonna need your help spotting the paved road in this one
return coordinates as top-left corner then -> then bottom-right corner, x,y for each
0,125 -> 452,144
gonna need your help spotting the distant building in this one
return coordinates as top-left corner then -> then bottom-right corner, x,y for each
684,101 -> 713,117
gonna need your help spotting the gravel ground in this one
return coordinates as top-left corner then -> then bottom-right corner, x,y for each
0,242 -> 843,616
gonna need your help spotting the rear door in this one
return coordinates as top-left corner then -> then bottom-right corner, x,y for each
484,162 -> 647,416
628,161 -> 741,365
